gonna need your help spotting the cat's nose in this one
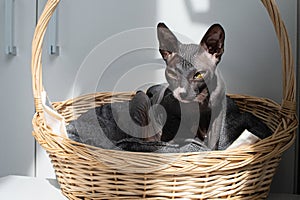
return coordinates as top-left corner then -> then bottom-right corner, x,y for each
179,92 -> 188,99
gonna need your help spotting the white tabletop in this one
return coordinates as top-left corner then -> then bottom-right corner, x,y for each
0,175 -> 67,200
0,175 -> 299,199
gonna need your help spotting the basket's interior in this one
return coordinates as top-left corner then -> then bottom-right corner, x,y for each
52,92 -> 282,149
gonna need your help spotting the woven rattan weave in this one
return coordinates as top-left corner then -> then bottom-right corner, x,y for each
31,0 -> 298,199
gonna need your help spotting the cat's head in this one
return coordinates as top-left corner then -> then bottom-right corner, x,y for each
157,23 -> 225,104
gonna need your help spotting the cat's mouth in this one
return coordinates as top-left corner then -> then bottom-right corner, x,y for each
172,87 -> 193,103
173,87 -> 209,104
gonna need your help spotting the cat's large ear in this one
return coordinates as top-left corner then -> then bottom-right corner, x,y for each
200,24 -> 225,61
157,23 -> 179,61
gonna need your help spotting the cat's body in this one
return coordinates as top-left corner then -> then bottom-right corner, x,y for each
67,23 -> 272,152
145,84 -> 271,150
155,23 -> 228,149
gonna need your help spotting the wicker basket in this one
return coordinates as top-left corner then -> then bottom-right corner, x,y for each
31,0 -> 298,199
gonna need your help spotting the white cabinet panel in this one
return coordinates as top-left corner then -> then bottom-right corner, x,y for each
0,0 -> 36,177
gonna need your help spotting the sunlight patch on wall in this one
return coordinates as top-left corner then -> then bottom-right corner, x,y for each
190,0 -> 210,13
156,0 -> 210,44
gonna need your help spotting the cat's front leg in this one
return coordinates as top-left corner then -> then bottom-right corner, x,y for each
129,91 -> 162,142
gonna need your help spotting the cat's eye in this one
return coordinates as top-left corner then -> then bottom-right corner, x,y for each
193,72 -> 205,80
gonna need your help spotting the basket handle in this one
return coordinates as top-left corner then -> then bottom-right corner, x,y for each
31,0 -> 60,112
31,0 -> 296,114
261,0 -> 296,116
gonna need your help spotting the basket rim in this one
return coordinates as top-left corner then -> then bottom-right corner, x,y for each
34,92 -> 297,156
32,106 -> 298,174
